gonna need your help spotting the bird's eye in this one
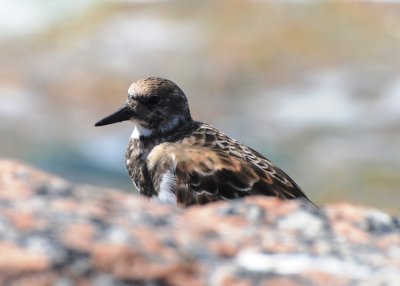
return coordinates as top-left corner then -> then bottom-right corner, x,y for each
147,96 -> 160,106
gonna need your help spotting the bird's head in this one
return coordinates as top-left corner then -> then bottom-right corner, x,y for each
95,77 -> 192,137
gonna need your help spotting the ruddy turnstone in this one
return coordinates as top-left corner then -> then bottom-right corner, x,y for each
95,77 -> 314,207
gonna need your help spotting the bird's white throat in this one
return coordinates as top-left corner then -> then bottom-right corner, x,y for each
130,121 -> 153,139
130,116 -> 186,140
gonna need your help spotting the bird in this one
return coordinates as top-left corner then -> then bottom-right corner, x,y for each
95,77 -> 314,207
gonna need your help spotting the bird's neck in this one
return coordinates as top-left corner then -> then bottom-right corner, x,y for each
128,124 -> 158,163
130,124 -> 153,140
128,118 -> 199,160
131,116 -> 193,142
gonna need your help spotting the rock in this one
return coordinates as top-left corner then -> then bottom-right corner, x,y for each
0,160 -> 399,286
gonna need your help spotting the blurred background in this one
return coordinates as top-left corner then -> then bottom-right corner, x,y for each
1,1 -> 399,212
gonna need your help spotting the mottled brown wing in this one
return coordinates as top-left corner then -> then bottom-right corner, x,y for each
169,144 -> 311,207
148,122 -> 313,207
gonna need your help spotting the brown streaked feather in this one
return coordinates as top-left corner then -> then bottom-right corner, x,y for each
147,122 -> 313,207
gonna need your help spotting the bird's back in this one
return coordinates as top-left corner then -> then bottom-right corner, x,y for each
142,121 -> 313,206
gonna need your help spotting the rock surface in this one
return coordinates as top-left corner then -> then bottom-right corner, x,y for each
0,160 -> 399,286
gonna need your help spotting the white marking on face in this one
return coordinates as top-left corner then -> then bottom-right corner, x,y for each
130,120 -> 152,139
158,170 -> 177,205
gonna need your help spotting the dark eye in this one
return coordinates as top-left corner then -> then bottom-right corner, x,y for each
147,96 -> 160,106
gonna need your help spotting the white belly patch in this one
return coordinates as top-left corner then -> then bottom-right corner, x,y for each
158,170 -> 177,205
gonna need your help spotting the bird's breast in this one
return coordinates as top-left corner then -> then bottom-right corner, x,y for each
125,139 -> 158,197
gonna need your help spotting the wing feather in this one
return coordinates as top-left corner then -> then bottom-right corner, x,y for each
149,122 -> 314,207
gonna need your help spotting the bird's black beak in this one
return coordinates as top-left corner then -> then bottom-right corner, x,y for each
95,104 -> 136,126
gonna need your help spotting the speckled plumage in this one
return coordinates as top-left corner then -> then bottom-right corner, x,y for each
95,77 -> 314,207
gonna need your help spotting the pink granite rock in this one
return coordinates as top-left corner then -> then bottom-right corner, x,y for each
0,160 -> 399,286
